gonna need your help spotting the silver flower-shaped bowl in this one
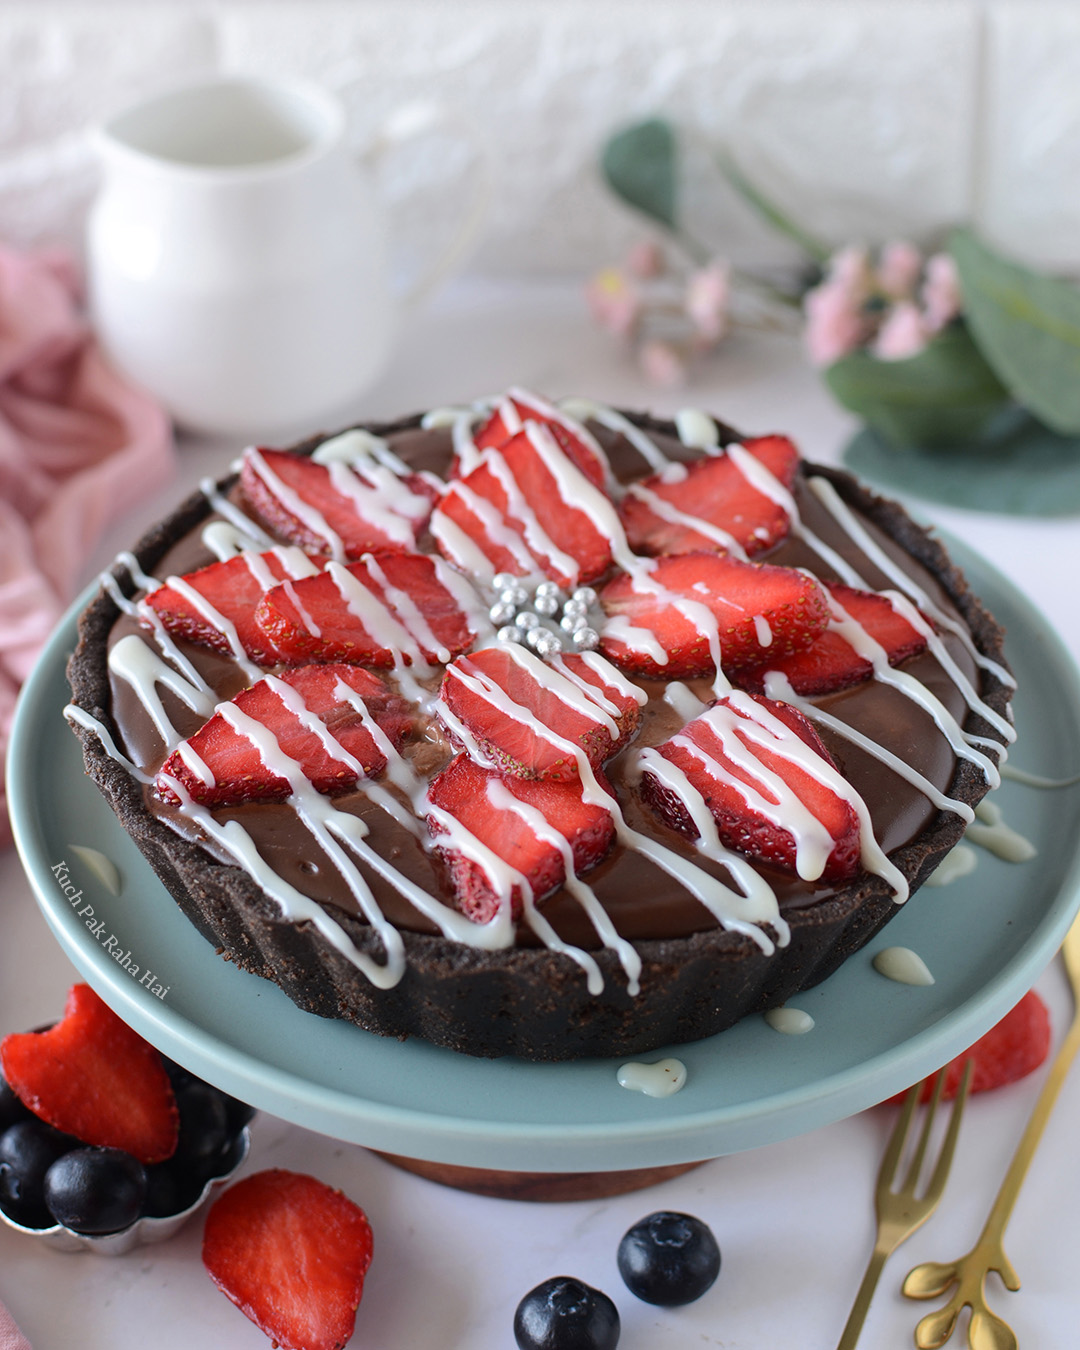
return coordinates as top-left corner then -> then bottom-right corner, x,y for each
0,1126 -> 251,1255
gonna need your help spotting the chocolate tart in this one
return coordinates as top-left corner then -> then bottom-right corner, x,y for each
65,402 -> 1014,1061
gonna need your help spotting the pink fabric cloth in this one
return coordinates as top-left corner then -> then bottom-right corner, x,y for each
0,243 -> 174,848
0,1299 -> 31,1350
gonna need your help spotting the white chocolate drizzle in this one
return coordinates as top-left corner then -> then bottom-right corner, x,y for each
764,1006 -> 815,1035
873,946 -> 935,986
617,1058 -> 687,1096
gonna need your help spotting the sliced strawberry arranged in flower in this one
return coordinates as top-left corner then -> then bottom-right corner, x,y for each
426,753 -> 616,923
0,983 -> 178,1164
255,552 -> 481,667
438,646 -> 642,781
618,433 -> 799,558
140,548 -> 324,664
431,423 -> 616,587
156,664 -> 411,807
735,583 -> 930,695
469,388 -> 610,489
240,445 -> 438,560
203,1168 -> 373,1350
639,691 -> 861,881
887,991 -> 1051,1105
598,553 -> 830,679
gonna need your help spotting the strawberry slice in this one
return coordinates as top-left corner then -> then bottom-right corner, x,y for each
255,552 -> 481,667
240,445 -> 438,560
469,389 -> 610,488
618,433 -> 799,558
426,753 -> 616,923
0,983 -> 178,1164
598,553 -> 830,679
203,1169 -> 373,1350
156,664 -> 411,807
141,548 -> 324,664
438,646 -> 642,781
639,691 -> 861,881
887,991 -> 1051,1105
431,424 -> 616,587
735,583 -> 930,695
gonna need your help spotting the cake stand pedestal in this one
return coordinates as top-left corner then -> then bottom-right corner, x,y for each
373,1152 -> 707,1200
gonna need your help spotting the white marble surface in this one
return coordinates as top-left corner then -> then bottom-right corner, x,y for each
3,277 -> 1080,1349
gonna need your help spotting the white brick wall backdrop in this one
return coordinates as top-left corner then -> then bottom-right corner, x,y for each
0,0 -> 1078,276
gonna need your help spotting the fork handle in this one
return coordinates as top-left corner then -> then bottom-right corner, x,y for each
837,1245 -> 892,1350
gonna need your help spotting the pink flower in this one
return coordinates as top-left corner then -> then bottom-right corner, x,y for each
585,267 -> 641,338
639,338 -> 687,388
827,244 -> 873,297
624,239 -> 665,279
922,253 -> 963,331
872,300 -> 929,360
803,278 -> 867,367
684,261 -> 730,345
877,240 -> 923,298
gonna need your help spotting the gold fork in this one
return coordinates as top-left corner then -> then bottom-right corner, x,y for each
836,1061 -> 973,1350
903,909 -> 1080,1350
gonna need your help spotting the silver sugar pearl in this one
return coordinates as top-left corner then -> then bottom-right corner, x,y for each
560,611 -> 588,633
534,592 -> 560,617
524,625 -> 545,648
496,624 -> 525,644
571,626 -> 600,651
489,600 -> 517,626
561,597 -> 587,619
492,572 -> 519,593
571,586 -> 598,607
533,630 -> 564,658
500,584 -> 529,609
515,611 -> 541,630
534,581 -> 561,600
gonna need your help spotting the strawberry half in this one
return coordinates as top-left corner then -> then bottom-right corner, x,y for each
618,433 -> 799,558
431,423 -> 616,587
254,552 -> 481,667
598,553 -> 830,679
240,445 -> 438,560
426,753 -> 616,923
887,990 -> 1051,1105
735,583 -> 930,695
470,389 -> 610,488
438,646 -> 642,780
156,664 -> 411,807
141,548 -> 324,664
639,691 -> 861,881
0,983 -> 178,1164
203,1169 -> 373,1350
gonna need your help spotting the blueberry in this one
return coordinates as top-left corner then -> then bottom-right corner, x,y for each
215,1089 -> 257,1135
616,1211 -> 721,1306
173,1080 -> 230,1166
0,1120 -> 79,1228
514,1276 -> 620,1350
0,1075 -> 31,1133
44,1148 -> 147,1234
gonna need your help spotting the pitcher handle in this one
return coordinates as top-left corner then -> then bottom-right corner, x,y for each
362,100 -> 492,310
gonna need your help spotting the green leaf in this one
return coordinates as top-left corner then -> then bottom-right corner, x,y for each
601,119 -> 677,230
715,153 -> 831,265
951,227 -> 1080,434
844,413 -> 1080,517
824,322 -> 1012,450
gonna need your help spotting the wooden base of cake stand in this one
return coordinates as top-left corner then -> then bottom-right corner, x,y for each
372,1152 -> 709,1202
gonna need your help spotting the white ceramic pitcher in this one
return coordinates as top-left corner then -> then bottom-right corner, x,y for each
86,76 -> 490,438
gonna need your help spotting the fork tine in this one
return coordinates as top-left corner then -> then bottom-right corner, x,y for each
900,1066 -> 949,1194
877,1076 -> 923,1198
923,1059 -> 973,1204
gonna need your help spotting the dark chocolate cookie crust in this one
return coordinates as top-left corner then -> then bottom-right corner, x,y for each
66,415 -> 1013,1061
